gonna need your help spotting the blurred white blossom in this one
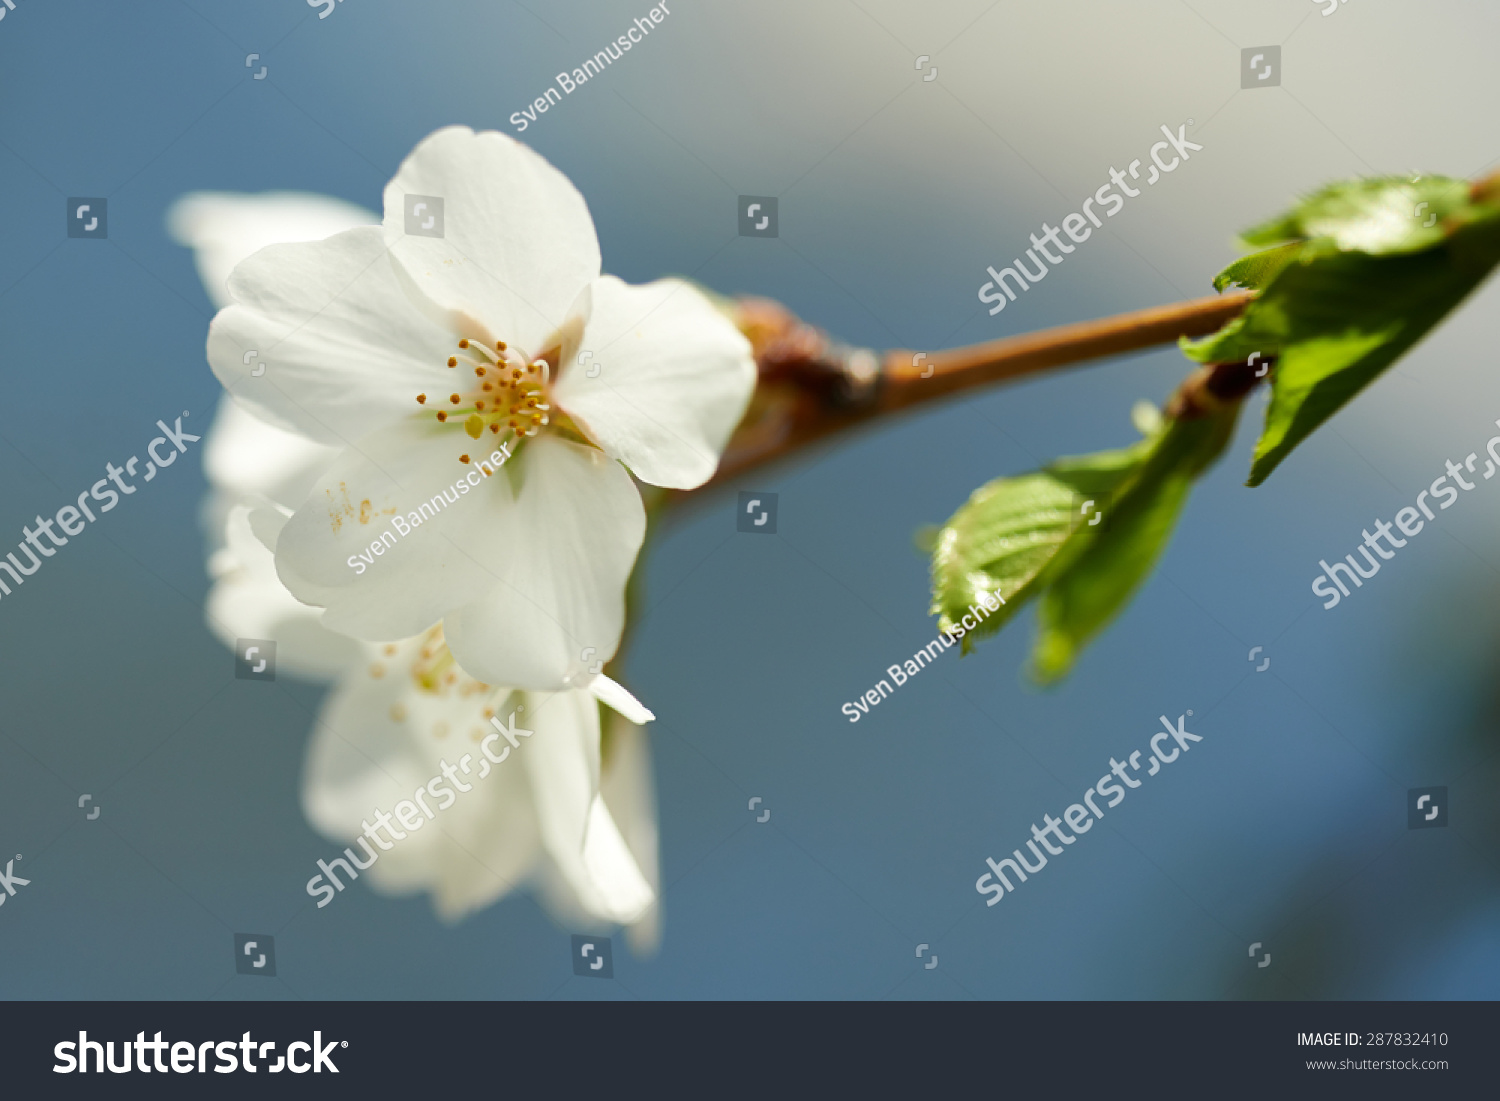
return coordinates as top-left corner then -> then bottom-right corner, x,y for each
302,626 -> 658,927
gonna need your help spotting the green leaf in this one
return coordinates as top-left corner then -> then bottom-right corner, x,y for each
1239,175 -> 1475,255
928,402 -> 1237,679
923,172 -> 1500,684
929,435 -> 1151,653
1185,177 -> 1500,486
1030,406 -> 1239,683
1212,242 -> 1301,292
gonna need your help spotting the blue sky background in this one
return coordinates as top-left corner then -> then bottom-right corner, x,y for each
2,0 -> 1499,999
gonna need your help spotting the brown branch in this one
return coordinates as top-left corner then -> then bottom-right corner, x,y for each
704,289 -> 1255,490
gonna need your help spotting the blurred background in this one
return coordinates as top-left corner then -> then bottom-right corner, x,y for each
2,0 -> 1498,999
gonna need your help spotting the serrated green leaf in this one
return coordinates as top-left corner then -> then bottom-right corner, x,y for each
929,437 -> 1151,652
1030,406 -> 1239,683
1185,180 -> 1500,486
1212,242 -> 1302,292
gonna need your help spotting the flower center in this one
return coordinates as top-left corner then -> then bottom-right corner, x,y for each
414,336 -> 552,462
372,630 -> 513,744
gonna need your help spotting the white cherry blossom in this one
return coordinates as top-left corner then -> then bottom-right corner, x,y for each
207,505 -> 659,927
302,626 -> 658,926
205,126 -> 756,690
176,187 -> 662,929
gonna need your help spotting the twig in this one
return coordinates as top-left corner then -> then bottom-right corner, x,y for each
704,289 -> 1255,489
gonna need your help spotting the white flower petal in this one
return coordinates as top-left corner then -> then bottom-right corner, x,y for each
378,735 -> 540,922
383,126 -> 600,355
522,688 -> 650,923
271,419 -> 503,641
521,692 -> 654,926
301,645 -> 541,919
301,649 -> 443,841
274,425 -> 643,676
599,716 -> 662,951
442,437 -> 645,689
167,190 -> 376,309
423,789 -> 541,923
207,582 -> 362,683
302,651 -> 654,925
587,673 -> 655,725
554,276 -> 755,489
203,395 -> 342,510
247,502 -> 290,556
579,795 -> 656,923
207,226 -> 456,446
206,505 -> 365,681
521,688 -> 598,851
